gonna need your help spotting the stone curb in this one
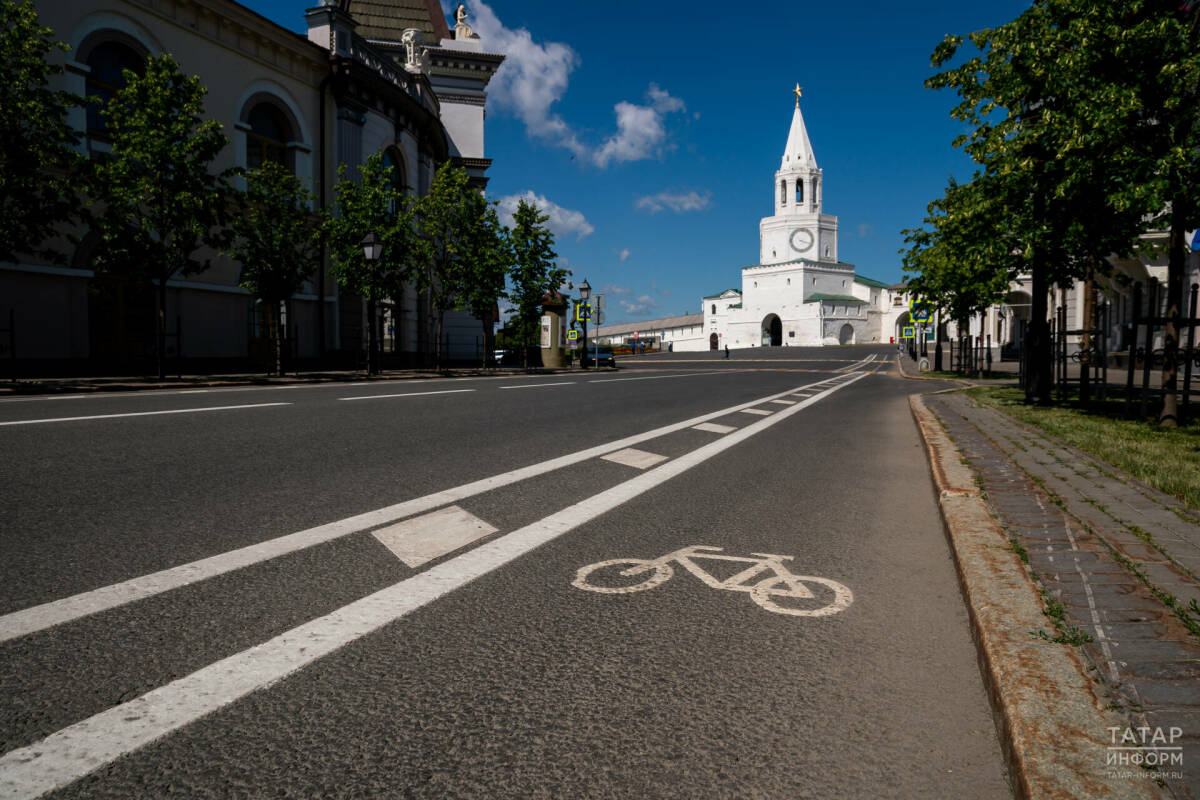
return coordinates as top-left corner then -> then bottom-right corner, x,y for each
910,394 -> 1162,800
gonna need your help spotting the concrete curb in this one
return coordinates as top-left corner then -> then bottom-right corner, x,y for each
910,394 -> 1162,800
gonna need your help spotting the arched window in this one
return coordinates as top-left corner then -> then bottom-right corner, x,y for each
796,180 -> 804,204
246,103 -> 293,172
779,180 -> 786,205
83,40 -> 145,140
711,304 -> 716,315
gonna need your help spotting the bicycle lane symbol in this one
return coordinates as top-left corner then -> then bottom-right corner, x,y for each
571,545 -> 854,617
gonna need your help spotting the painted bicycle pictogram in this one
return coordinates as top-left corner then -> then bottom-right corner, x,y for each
571,545 -> 853,617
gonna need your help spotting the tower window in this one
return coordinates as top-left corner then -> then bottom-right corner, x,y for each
796,180 -> 804,204
711,304 -> 716,315
779,180 -> 786,205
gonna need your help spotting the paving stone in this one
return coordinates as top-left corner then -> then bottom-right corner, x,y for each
1121,660 -> 1200,681
1129,679 -> 1200,709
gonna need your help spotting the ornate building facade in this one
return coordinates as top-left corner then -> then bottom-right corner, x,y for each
2,0 -> 503,371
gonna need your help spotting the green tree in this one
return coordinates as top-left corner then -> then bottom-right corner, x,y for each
507,199 -> 565,369
458,196 -> 510,367
228,162 -> 320,377
325,152 -> 416,375
414,163 -> 483,369
903,175 -> 1018,372
925,0 -> 1175,405
0,1 -> 84,262
92,55 -> 230,379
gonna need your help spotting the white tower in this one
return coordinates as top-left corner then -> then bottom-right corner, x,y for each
758,86 -> 839,265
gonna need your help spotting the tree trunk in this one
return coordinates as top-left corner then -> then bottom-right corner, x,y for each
934,317 -> 944,372
1027,255 -> 1053,406
435,308 -> 444,371
1080,265 -> 1096,405
156,277 -> 167,381
1159,197 -> 1187,427
366,297 -> 377,376
271,301 -> 283,378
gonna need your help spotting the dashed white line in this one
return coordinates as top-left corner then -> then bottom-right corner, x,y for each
499,382 -> 576,390
587,371 -> 726,383
372,506 -> 498,567
0,403 -> 291,427
739,408 -> 773,416
692,422 -> 736,434
601,448 -> 668,469
339,389 -> 476,401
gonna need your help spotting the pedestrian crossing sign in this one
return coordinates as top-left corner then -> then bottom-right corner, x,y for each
567,330 -> 579,341
902,326 -> 915,339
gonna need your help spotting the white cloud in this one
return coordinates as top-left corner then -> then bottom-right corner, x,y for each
634,190 -> 712,214
617,248 -> 631,262
594,84 -> 687,167
619,294 -> 660,316
455,5 -> 684,167
603,284 -> 632,295
857,223 -> 874,238
496,191 -> 595,241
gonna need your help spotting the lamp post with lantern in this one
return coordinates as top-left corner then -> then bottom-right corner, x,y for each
361,232 -> 383,375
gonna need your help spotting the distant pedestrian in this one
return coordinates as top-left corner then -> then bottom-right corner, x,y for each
724,344 -> 730,359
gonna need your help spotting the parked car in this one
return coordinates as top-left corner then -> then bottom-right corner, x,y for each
581,345 -> 616,368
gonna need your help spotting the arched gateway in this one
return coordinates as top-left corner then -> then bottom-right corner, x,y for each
762,314 -> 782,346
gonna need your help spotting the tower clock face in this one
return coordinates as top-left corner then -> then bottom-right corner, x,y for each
789,228 -> 814,253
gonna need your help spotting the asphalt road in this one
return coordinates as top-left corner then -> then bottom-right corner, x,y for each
0,345 -> 1012,798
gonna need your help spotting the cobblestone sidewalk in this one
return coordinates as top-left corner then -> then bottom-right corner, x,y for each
925,390 -> 1200,799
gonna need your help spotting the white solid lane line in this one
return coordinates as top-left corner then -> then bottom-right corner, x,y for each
0,377 -> 833,643
0,403 -> 291,427
0,372 -> 868,800
499,382 -> 576,390
339,389 -> 476,401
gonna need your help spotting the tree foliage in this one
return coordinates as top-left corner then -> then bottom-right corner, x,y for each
507,199 -> 565,367
414,163 -> 488,368
326,152 -> 417,374
229,162 -> 320,376
92,54 -> 231,378
0,1 -> 84,262
914,0 -> 1200,411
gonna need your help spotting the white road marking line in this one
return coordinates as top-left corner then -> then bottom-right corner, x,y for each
739,408 -> 773,416
692,422 -> 736,434
372,506 -> 498,568
769,399 -> 797,405
600,448 -> 669,470
499,382 -> 575,390
587,371 -> 726,383
0,372 -> 868,800
339,389 -> 476,401
0,403 -> 291,427
0,377 -> 835,643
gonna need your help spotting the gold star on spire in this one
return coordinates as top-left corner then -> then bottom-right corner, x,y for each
793,83 -> 803,106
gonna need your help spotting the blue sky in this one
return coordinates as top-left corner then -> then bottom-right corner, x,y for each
245,0 -> 1032,324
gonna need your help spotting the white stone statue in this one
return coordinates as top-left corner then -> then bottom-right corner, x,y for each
454,3 -> 478,39
401,28 -> 422,69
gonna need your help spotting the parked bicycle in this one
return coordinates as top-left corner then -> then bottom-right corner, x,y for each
572,545 -> 853,617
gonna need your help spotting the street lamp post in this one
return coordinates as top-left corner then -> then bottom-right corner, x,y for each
361,232 -> 382,375
579,278 -> 591,370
